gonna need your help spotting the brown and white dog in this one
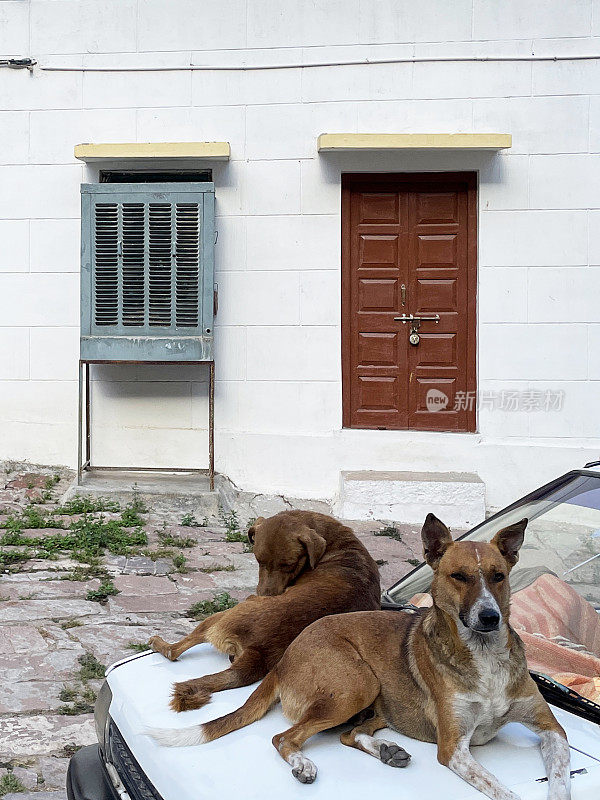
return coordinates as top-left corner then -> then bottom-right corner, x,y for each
149,513 -> 570,800
148,510 -> 381,713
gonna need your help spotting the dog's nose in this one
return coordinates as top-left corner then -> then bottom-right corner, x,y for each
478,608 -> 500,631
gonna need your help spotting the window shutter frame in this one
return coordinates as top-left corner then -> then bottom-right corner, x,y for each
80,182 -> 215,362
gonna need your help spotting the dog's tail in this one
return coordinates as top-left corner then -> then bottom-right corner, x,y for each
147,669 -> 280,748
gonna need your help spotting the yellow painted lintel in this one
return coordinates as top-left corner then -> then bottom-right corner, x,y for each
317,133 -> 512,152
74,141 -> 231,162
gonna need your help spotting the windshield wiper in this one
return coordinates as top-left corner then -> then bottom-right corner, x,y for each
531,672 -> 600,725
563,530 -> 600,575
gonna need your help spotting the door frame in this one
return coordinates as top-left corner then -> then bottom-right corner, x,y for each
341,171 -> 478,431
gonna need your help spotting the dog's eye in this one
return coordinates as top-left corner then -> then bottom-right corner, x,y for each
492,572 -> 505,583
450,572 -> 468,583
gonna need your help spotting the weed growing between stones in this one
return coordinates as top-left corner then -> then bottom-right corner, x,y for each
59,698 -> 95,716
375,559 -> 388,566
374,525 -> 403,542
406,557 -> 421,567
119,507 -> 145,528
86,580 -> 120,604
77,652 -> 106,681
58,686 -> 77,702
172,553 -> 188,573
58,683 -> 97,716
61,619 -> 83,629
140,547 -> 174,561
62,744 -> 82,758
54,496 -> 120,515
128,486 -> 148,514
186,591 -> 237,620
3,506 -> 63,532
198,563 -> 235,573
220,508 -> 243,540
180,513 -> 207,527
126,642 -> 150,653
62,559 -> 108,582
29,490 -> 54,505
219,507 -> 254,550
0,550 -> 31,569
0,773 -> 25,796
158,530 -> 195,548
0,495 -> 149,570
45,474 -> 61,490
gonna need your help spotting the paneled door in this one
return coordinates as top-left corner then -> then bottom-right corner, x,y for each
342,173 -> 477,432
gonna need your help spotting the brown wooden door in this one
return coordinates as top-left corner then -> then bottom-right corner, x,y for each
342,173 -> 477,432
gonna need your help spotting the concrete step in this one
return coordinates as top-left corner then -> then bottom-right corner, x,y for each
337,470 -> 485,529
63,469 -> 220,519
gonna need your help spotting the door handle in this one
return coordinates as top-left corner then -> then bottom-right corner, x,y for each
401,284 -> 406,306
394,314 -> 440,323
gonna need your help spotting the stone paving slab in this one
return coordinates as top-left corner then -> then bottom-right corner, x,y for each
6,474 -> 50,490
192,541 -> 246,557
112,574 -> 177,596
104,554 -> 173,576
167,524 -> 226,542
0,625 -> 49,655
180,553 -> 234,570
11,766 -> 40,789
35,757 -> 69,790
19,529 -> 70,538
0,571 -> 78,584
0,681 -> 64,714
0,649 -> 87,683
171,572 -> 218,592
210,569 -> 260,591
0,600 -> 106,623
68,622 -> 192,664
5,791 -> 66,800
378,560 -> 416,590
0,715 -> 96,758
106,594 -> 201,614
0,580 -> 101,601
18,559 -> 85,574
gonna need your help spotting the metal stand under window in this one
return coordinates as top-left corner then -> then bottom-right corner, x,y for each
78,182 -> 216,490
77,360 -> 214,490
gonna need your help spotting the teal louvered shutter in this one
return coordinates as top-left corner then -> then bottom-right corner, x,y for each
80,183 -> 214,362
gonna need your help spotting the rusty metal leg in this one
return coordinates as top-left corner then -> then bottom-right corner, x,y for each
85,362 -> 91,468
77,361 -> 83,485
209,361 -> 215,491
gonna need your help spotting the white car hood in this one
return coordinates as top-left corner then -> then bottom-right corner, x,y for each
107,644 -> 600,800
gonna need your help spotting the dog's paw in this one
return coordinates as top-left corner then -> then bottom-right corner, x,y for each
291,757 -> 317,784
170,681 -> 211,712
149,636 -> 174,660
379,742 -> 411,768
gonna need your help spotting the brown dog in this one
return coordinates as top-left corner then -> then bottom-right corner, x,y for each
148,510 -> 380,712
150,514 -> 570,800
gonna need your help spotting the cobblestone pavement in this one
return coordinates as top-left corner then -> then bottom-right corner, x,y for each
0,464 -> 423,800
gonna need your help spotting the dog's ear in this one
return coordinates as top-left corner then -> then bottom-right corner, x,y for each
247,516 -> 265,545
297,526 -> 327,569
491,518 -> 527,568
421,513 -> 453,570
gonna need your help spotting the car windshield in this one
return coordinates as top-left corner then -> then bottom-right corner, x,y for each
385,471 -> 600,707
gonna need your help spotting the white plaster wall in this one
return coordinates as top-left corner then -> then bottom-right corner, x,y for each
1,0 -> 600,510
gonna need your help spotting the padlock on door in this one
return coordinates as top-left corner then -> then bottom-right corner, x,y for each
393,313 -> 440,348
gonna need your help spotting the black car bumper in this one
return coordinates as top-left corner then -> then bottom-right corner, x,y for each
66,744 -> 118,800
